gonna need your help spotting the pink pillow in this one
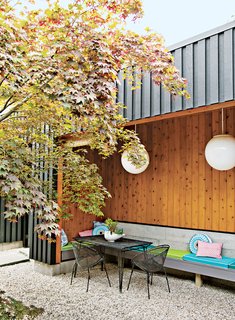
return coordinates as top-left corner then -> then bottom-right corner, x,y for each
196,240 -> 223,259
78,229 -> 93,237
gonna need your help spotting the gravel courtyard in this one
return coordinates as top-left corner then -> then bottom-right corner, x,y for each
0,260 -> 234,320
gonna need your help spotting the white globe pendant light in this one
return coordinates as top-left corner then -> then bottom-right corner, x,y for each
205,134 -> 235,170
205,109 -> 235,171
121,149 -> 150,174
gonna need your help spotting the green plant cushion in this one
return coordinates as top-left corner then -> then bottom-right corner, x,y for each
167,249 -> 191,260
183,254 -> 235,269
61,242 -> 73,251
61,241 -> 93,251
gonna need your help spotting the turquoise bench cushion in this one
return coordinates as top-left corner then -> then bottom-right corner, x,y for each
167,249 -> 191,260
229,262 -> 235,270
183,254 -> 235,269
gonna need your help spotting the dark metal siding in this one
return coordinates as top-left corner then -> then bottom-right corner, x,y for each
28,125 -> 56,265
118,22 -> 235,121
28,212 -> 56,265
0,198 -> 24,244
0,123 -> 56,265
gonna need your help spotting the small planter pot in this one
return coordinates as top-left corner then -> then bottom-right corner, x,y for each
104,231 -> 125,242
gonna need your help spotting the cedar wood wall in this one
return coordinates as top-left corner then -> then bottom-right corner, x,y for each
62,108 -> 235,241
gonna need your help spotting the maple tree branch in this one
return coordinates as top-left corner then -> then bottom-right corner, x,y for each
0,94 -> 33,122
0,74 -> 9,87
0,74 -> 57,122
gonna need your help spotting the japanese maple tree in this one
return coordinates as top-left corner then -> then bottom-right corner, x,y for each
0,0 -> 188,239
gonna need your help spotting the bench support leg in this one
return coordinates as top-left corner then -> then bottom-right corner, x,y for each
195,274 -> 203,287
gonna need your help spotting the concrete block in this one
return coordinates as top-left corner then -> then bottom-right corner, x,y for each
0,241 -> 23,251
118,223 -> 235,257
34,261 -> 61,276
60,260 -> 74,274
34,260 -> 74,276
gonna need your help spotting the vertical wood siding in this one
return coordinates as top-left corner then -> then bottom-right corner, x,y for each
95,108 -> 235,233
62,205 -> 95,242
118,26 -> 235,121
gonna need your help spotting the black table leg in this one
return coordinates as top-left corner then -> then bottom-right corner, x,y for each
118,251 -> 124,293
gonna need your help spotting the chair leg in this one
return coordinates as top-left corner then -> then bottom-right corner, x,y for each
150,273 -> 153,285
146,272 -> 150,299
74,263 -> 78,278
164,268 -> 170,293
103,263 -> 111,287
127,264 -> 134,290
70,263 -> 76,285
86,268 -> 91,292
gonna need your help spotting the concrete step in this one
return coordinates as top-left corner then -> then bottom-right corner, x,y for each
0,247 -> 29,267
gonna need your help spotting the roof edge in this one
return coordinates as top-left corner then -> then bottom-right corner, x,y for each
168,20 -> 235,51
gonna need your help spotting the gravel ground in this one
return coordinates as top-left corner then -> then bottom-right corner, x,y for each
0,260 -> 234,320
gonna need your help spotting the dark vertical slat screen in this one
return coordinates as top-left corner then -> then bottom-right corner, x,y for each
5,218 -> 11,243
0,198 -> 25,244
11,221 -> 17,242
17,217 -> 22,241
0,199 -> 5,243
28,213 -> 34,259
28,125 -> 56,264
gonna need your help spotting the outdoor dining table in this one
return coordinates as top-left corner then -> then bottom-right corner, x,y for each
74,235 -> 153,293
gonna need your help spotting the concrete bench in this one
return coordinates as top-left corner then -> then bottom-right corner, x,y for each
61,243 -> 74,261
164,249 -> 235,286
127,247 -> 235,286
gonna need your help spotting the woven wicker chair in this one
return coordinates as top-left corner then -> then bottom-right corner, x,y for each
70,242 -> 111,292
127,244 -> 170,299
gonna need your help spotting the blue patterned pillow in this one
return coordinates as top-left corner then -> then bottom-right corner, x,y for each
92,225 -> 109,235
61,229 -> 68,247
189,233 -> 212,254
93,221 -> 105,228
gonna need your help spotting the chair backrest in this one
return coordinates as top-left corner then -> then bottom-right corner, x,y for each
72,242 -> 102,269
147,244 -> 170,267
135,244 -> 170,273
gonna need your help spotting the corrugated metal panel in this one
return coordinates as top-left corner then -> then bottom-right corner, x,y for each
118,22 -> 235,121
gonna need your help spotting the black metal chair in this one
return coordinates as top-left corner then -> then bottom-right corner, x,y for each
127,244 -> 170,299
70,241 -> 111,292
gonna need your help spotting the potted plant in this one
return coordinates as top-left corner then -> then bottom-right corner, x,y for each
104,218 -> 124,242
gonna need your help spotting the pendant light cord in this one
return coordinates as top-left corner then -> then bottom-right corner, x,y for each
221,108 -> 224,134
